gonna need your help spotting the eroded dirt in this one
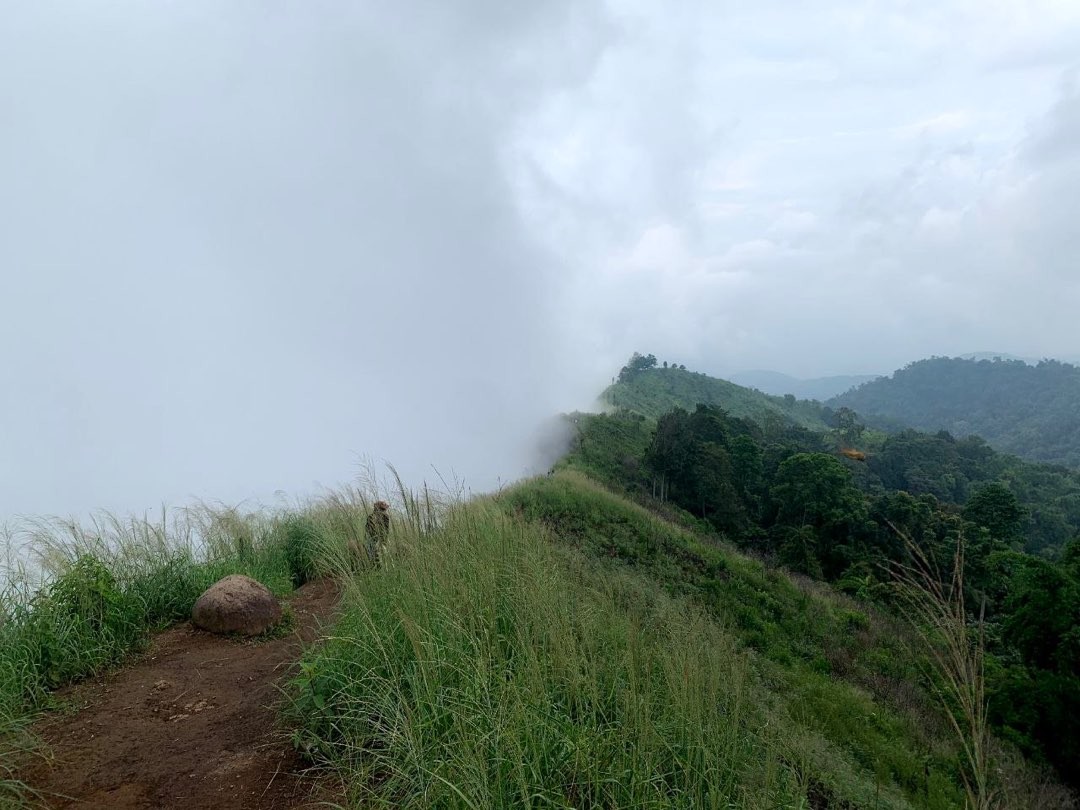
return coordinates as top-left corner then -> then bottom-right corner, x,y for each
19,579 -> 343,809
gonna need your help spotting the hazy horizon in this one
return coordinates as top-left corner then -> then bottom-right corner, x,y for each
723,349 -> 1080,381
3,2 -> 1079,520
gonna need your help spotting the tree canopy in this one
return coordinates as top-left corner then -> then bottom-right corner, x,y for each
831,357 -> 1080,468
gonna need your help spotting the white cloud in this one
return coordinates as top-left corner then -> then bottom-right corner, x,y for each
897,110 -> 974,139
516,1 -> 1080,377
918,206 -> 964,236
3,0 -> 1080,520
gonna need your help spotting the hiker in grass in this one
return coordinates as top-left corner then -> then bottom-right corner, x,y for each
365,500 -> 391,564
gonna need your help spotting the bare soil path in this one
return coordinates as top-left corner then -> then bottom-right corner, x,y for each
19,579 -> 343,809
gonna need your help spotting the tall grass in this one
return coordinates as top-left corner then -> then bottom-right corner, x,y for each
889,526 -> 994,810
0,491 -> 369,807
2,468 -> 1068,808
288,501 -> 783,808
287,488 -> 935,809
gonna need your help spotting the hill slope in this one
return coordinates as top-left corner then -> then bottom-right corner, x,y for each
604,364 -> 832,430
830,357 -> 1080,468
557,398 -> 1080,791
728,369 -> 881,400
292,472 -> 1039,808
4,451 -> 1075,807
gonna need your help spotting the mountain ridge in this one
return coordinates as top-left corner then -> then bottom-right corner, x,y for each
830,356 -> 1080,468
726,369 -> 882,400
602,359 -> 832,431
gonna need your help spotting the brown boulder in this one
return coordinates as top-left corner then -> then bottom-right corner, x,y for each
191,574 -> 282,636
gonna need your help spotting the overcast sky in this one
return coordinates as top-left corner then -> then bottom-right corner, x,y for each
3,1 -> 1079,518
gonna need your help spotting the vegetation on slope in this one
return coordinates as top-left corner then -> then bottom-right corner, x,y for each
291,482 -> 953,808
4,361 -> 1076,808
0,495 -> 371,806
830,357 -> 1080,468
564,406 -> 1080,559
289,471 -> 1073,808
559,400 -> 1080,794
603,352 -> 832,430
3,457 -> 1072,807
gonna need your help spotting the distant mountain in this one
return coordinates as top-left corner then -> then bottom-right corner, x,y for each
727,370 -> 881,401
957,351 -> 1080,365
957,351 -> 1037,364
830,356 -> 1080,468
603,363 -> 831,430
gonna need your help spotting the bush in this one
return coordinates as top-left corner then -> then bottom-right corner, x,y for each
30,554 -> 140,688
279,516 -> 324,587
48,555 -> 123,632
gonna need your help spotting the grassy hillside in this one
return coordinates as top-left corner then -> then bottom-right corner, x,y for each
603,365 -> 832,430
289,471 -> 1069,808
559,401 -> 1080,787
830,357 -> 1080,468
3,468 -> 1072,807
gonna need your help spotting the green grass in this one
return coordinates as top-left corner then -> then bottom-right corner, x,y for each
287,482 -> 970,809
558,410 -> 655,490
604,367 -> 832,430
0,493 -> 371,807
2,470 -> 1068,808
498,472 -> 1006,808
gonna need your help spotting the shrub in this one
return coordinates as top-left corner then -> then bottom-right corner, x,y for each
279,516 -> 324,587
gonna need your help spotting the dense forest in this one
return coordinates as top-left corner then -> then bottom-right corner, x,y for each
830,357 -> 1080,468
561,355 -> 1080,788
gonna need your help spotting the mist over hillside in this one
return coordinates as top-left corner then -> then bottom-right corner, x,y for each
957,352 -> 1080,365
726,370 -> 882,401
4,3 -> 1080,523
831,357 -> 1080,468
3,4 -> 1080,807
602,355 -> 832,429
0,3 -> 606,521
564,357 -> 1080,791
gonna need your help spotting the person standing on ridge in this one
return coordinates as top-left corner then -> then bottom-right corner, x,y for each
366,500 -> 391,564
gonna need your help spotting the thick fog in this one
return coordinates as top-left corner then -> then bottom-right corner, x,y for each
1,2 -> 604,517
3,1 -> 1080,519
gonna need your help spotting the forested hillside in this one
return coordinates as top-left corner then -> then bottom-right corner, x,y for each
5,353 -> 1078,807
561,405 -> 1080,791
295,475 -> 1025,808
563,357 -> 1080,791
603,352 -> 831,429
830,357 -> 1080,468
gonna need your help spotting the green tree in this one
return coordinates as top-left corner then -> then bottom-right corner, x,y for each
728,434 -> 765,522
772,453 -> 865,529
644,408 -> 693,501
770,453 -> 867,577
834,406 -> 865,447
685,441 -> 744,530
617,352 -> 658,383
1001,558 -> 1080,672
964,483 -> 1026,546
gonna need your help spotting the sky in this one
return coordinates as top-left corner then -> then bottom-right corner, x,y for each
2,1 -> 1079,519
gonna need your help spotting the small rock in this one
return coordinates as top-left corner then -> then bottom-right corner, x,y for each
191,574 -> 282,636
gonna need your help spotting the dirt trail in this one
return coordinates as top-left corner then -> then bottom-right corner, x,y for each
19,579 -> 343,809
